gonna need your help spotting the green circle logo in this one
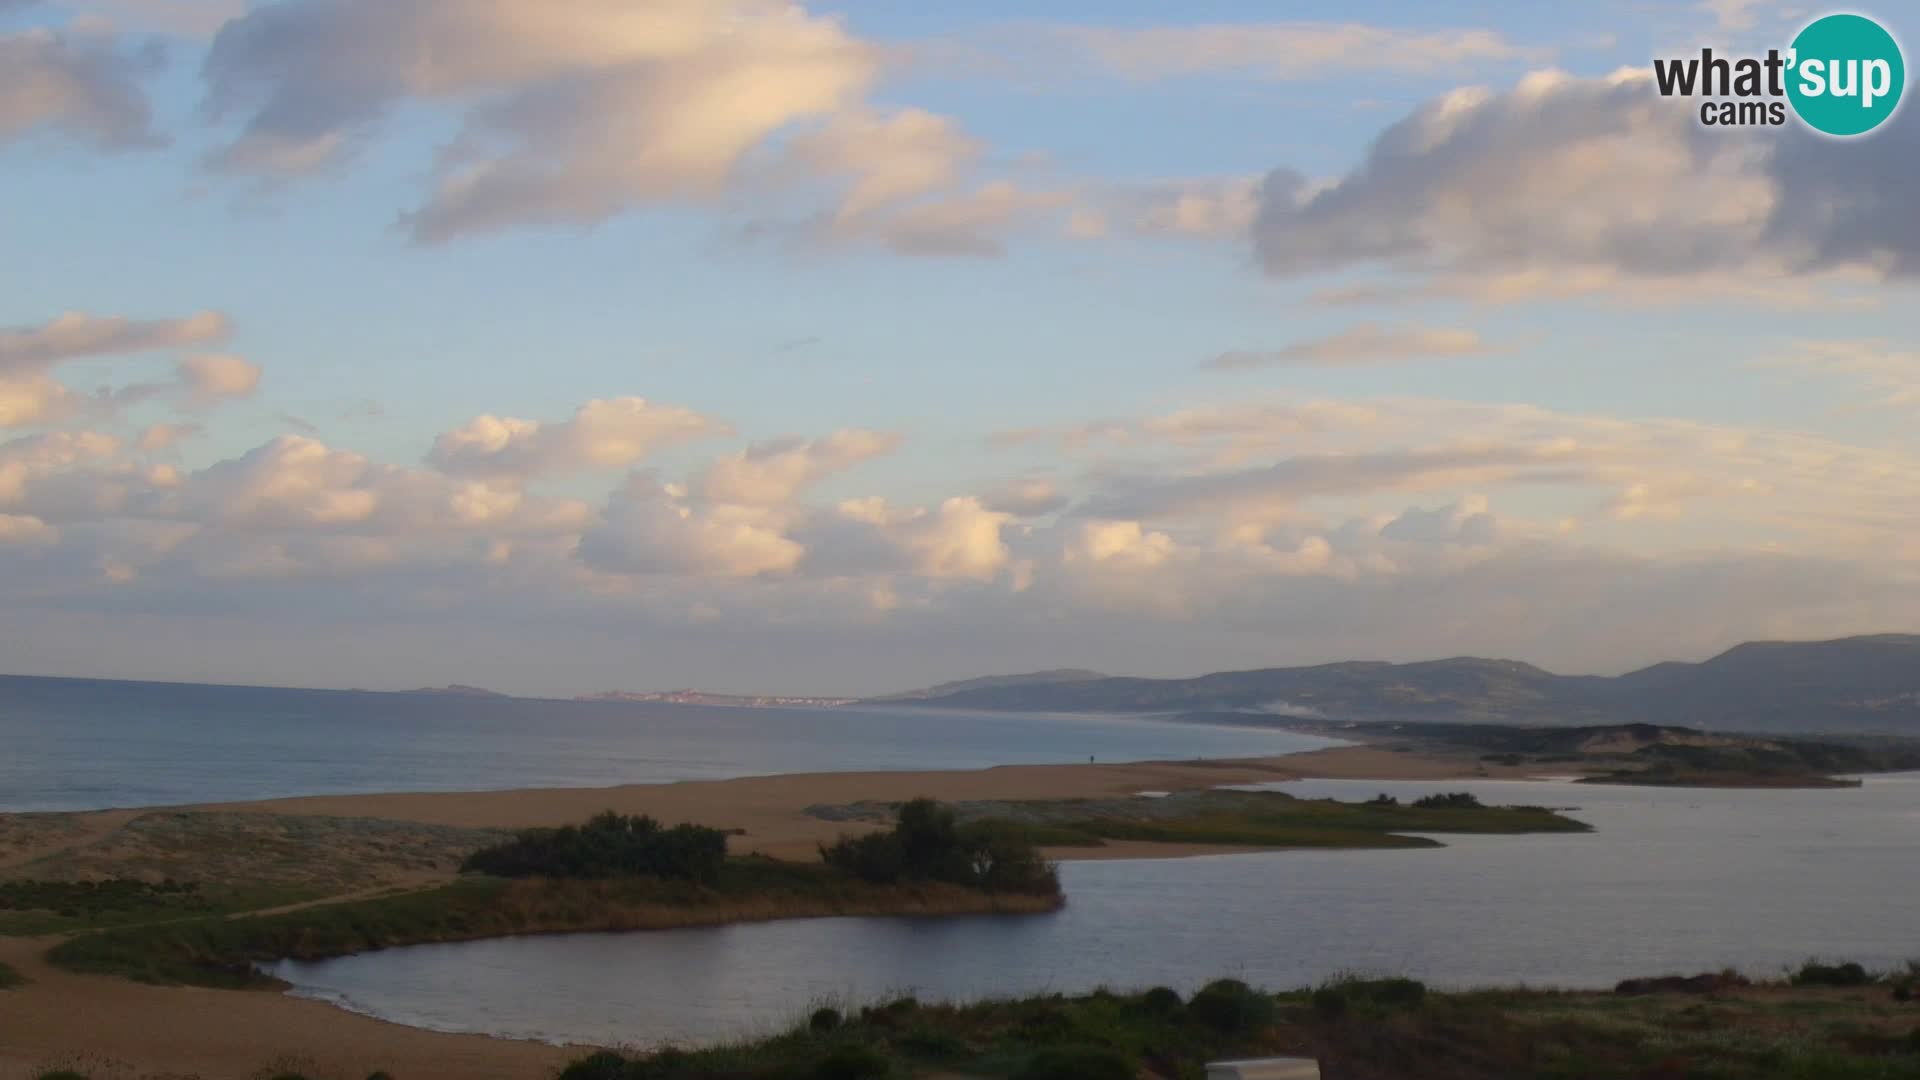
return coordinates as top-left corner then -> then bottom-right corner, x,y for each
1787,13 -> 1905,136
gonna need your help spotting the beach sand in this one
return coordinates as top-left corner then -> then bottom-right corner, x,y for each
0,743 -> 1528,1080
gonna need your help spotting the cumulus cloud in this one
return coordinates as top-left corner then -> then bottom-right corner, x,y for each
429,397 -> 724,478
580,474 -> 804,579
699,429 -> 899,505
1252,69 -> 1920,301
1208,324 -> 1497,370
0,26 -> 163,149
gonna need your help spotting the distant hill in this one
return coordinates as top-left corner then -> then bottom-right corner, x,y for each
870,669 -> 1109,702
404,684 -> 509,698
892,636 -> 1920,736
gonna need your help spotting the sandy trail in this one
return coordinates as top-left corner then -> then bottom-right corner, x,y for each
0,744 -> 1519,1080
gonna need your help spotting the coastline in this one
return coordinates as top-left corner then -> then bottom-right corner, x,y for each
0,743 -> 1540,1080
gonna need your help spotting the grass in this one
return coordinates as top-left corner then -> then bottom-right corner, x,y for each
0,878 -> 319,937
46,855 -> 1061,989
814,789 -> 1593,851
546,971 -> 1920,1080
0,958 -> 25,988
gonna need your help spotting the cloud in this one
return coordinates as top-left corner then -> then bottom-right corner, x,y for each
580,474 -> 804,579
699,429 -> 899,505
0,311 -> 236,428
0,26 -> 163,149
984,479 -> 1067,518
177,353 -> 262,401
1252,69 -> 1920,300
0,311 -> 228,374
63,0 -> 248,36
1060,23 -> 1544,81
135,422 -> 202,450
1759,340 -> 1920,411
429,397 -> 725,478
1208,324 -> 1497,370
199,0 -> 891,242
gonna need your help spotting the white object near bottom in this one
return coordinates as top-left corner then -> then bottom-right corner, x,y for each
1205,1057 -> 1322,1080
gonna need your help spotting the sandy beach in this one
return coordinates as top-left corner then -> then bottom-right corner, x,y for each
0,743 -> 1528,1080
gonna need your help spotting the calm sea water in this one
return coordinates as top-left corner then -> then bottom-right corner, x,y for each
273,775 -> 1920,1047
0,675 -> 1335,812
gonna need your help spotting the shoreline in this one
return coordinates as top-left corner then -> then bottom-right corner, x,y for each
0,745 -> 1546,1080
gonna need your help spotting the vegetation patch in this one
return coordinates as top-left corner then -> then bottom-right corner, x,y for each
821,798 -> 1059,896
462,812 -> 729,882
545,969 -> 1920,1080
812,789 -> 1588,853
0,958 -> 25,989
48,804 -> 1061,989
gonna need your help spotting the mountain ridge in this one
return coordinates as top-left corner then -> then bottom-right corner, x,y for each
873,635 -> 1920,736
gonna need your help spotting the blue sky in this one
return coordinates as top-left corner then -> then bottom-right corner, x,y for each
3,0 -> 1918,695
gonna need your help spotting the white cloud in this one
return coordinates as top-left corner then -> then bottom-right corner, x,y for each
0,26 -> 163,149
699,429 -> 899,505
1208,324 -> 1497,370
0,311 -> 228,374
177,353 -> 262,401
1252,69 -> 1920,300
581,474 -> 804,579
429,397 -> 724,478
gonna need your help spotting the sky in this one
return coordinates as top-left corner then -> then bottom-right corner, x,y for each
3,0 -> 1919,697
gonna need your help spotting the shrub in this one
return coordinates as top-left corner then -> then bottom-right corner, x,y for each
1139,985 -> 1184,1014
1791,961 -> 1872,988
897,1023 -> 970,1060
1366,794 -> 1399,806
810,1007 -> 843,1032
37,1073 -> 89,1080
1189,978 -> 1276,1034
1412,793 -> 1484,810
1311,986 -> 1349,1019
1013,1046 -> 1136,1080
813,1044 -> 889,1080
559,1051 -> 637,1080
821,799 -> 1058,896
367,1073 -> 395,1080
462,812 -> 727,883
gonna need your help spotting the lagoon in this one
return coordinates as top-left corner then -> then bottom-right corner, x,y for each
272,774 -> 1920,1047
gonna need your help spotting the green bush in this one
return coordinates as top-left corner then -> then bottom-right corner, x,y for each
462,812 -> 727,882
1334,976 -> 1427,1011
1013,1046 -> 1137,1080
810,1006 -> 843,1032
1311,986 -> 1349,1018
897,1023 -> 970,1060
1139,985 -> 1184,1014
559,1051 -> 637,1080
1411,793 -> 1484,810
813,1044 -> 889,1080
1189,978 -> 1275,1034
821,799 -> 1058,896
1791,961 -> 1872,988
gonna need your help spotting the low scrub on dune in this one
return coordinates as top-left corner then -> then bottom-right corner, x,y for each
48,803 -> 1061,988
461,812 -> 729,882
821,798 -> 1060,897
554,968 -> 1920,1080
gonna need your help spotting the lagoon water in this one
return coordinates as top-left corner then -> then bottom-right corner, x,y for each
272,775 -> 1920,1048
0,675 -> 1334,812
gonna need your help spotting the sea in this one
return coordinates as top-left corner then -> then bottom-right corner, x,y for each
0,674 -> 1334,812
7,673 -> 1917,1051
